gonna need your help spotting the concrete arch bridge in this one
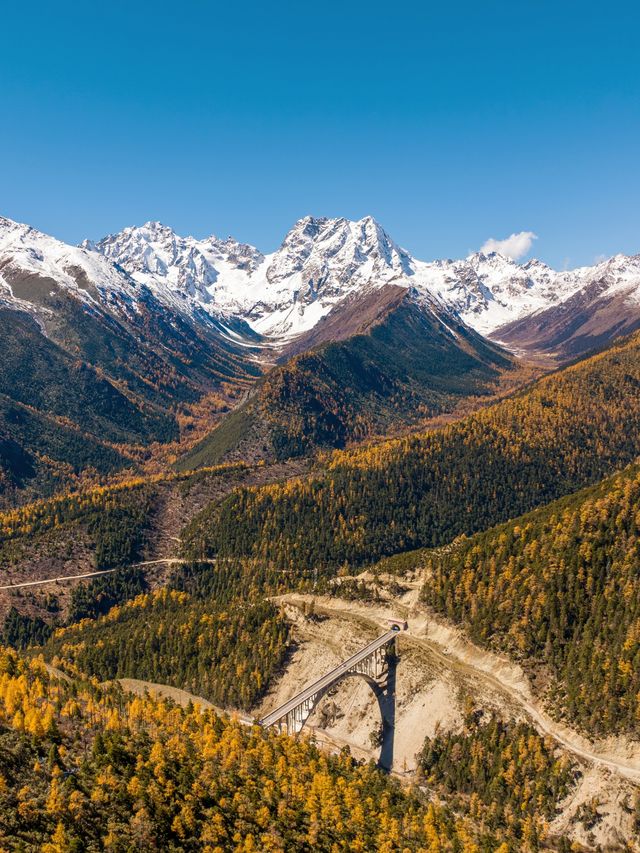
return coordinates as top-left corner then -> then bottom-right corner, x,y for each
260,625 -> 404,769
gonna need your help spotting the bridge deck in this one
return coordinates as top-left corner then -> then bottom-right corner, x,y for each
260,628 -> 398,727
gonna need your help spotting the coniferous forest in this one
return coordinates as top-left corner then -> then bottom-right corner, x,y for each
0,648 -> 582,852
420,460 -> 640,735
1,336 -> 640,852
182,332 -> 640,571
43,587 -> 290,710
0,331 -> 639,850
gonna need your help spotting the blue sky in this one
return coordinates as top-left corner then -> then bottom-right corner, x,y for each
0,0 -> 638,267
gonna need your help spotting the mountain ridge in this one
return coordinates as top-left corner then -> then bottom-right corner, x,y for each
0,216 -> 265,503
82,213 -> 640,352
181,326 -> 640,571
2,209 -> 640,500
4,212 -> 640,362
177,284 -> 515,468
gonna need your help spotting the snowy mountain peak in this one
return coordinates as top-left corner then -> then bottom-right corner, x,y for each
0,215 -> 23,234
0,215 -> 51,248
464,251 -> 526,273
142,220 -> 174,234
84,222 -> 264,305
266,214 -> 414,288
4,211 -> 640,350
0,214 -> 138,310
522,257 -> 553,273
80,214 -> 640,340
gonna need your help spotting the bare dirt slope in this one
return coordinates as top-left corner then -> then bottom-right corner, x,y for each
277,575 -> 640,783
141,459 -> 309,563
254,604 -> 470,775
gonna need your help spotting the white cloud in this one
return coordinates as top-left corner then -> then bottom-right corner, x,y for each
480,231 -> 537,261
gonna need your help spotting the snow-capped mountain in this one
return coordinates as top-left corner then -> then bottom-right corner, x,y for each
412,253 -> 570,335
83,215 -> 419,338
83,221 -> 263,310
491,253 -> 640,360
2,209 -> 639,500
245,215 -> 416,336
83,214 -> 640,345
0,215 -> 258,347
3,211 -> 640,356
417,251 -> 640,337
0,215 -> 140,311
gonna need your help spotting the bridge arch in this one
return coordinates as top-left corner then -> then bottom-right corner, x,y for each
260,628 -> 399,769
291,670 -> 385,734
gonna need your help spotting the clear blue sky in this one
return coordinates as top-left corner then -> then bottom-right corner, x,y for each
1,0 -> 638,267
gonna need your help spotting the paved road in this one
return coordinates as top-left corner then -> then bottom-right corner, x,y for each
261,628 -> 398,727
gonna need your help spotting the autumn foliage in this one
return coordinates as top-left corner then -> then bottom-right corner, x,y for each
182,331 -> 640,572
0,646 -> 531,852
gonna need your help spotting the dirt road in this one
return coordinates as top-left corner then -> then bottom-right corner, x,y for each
277,591 -> 640,785
0,557 -> 218,591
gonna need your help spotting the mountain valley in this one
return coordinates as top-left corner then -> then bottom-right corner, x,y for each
3,210 -> 640,850
4,211 -> 640,506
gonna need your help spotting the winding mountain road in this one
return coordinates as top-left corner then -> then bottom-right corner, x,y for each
278,592 -> 640,785
16,563 -> 640,785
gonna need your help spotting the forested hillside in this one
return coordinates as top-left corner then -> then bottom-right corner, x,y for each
179,287 -> 514,468
0,646 -> 582,851
0,461 -> 301,640
43,584 -> 290,710
0,289 -> 261,505
0,478 -> 156,577
181,330 -> 640,571
419,460 -> 640,736
0,461 -> 263,558
3,321 -> 639,851
418,705 -> 580,844
35,535 -> 345,708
